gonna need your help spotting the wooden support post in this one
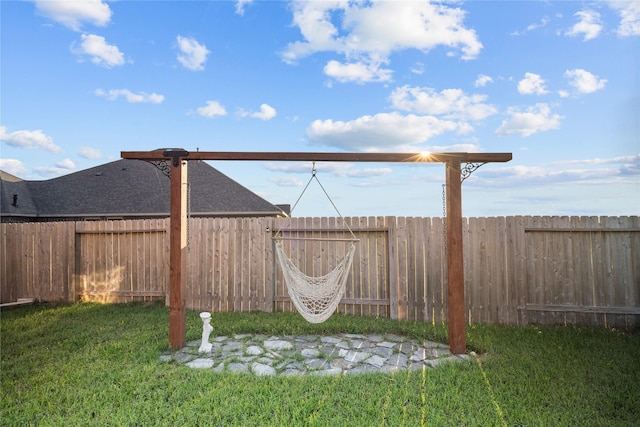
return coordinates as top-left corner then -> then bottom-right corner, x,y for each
168,151 -> 188,349
446,160 -> 466,354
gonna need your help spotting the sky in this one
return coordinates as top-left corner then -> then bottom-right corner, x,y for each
1,0 -> 638,218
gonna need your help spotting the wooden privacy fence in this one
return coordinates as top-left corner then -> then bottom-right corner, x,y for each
1,216 -> 638,328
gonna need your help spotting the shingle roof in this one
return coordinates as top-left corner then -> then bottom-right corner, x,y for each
1,159 -> 284,220
0,171 -> 38,216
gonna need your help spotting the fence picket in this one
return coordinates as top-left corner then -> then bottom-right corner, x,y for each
606,216 -> 630,328
572,216 -> 588,326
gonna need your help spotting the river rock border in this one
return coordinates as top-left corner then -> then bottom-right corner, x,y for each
160,333 -> 471,376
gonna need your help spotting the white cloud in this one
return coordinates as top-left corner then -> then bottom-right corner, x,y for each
512,16 -> 551,36
176,35 -> 210,71
324,59 -> 393,84
565,10 -> 602,41
196,101 -> 227,118
282,1 -> 482,82
78,146 -> 104,159
264,163 -> 313,174
265,161 -> 392,179
527,16 -> 550,32
95,88 -> 164,103
474,74 -> 493,88
269,176 -> 304,187
281,1 -> 350,63
619,155 -> 640,175
479,155 -> 639,188
72,33 -> 125,67
306,112 -> 459,152
344,1 -> 482,59
410,62 -> 425,75
250,104 -> 277,121
495,103 -> 563,137
56,158 -> 75,170
34,166 -> 72,177
0,126 -> 61,152
34,0 -> 111,31
0,159 -> 28,176
337,167 -> 392,178
553,154 -> 640,175
608,1 -> 640,37
427,143 -> 482,153
556,155 -> 638,165
564,69 -> 607,94
235,0 -> 253,16
265,162 -> 360,175
238,104 -> 277,120
480,165 -> 614,185
517,72 -> 548,95
389,86 -> 497,121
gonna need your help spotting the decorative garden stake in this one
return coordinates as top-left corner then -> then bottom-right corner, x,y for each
198,312 -> 213,353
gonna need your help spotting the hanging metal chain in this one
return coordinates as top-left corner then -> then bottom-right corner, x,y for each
187,181 -> 191,251
274,161 -> 357,241
442,183 -> 447,255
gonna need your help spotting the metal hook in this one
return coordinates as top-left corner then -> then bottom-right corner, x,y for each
311,161 -> 317,176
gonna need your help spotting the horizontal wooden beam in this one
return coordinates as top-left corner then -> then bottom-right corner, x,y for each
525,228 -> 640,233
121,150 -> 512,164
274,228 -> 389,233
274,237 -> 360,242
526,304 -> 640,315
274,296 -> 390,306
0,298 -> 36,310
75,228 -> 167,234
78,291 -> 166,297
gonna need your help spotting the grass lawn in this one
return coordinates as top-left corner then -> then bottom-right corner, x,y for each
1,302 -> 639,426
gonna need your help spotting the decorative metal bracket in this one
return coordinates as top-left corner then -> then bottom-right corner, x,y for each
146,159 -> 171,178
461,162 -> 487,183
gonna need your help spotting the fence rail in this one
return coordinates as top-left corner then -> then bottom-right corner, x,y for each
1,216 -> 638,327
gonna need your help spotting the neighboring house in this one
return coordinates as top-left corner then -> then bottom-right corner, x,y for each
0,159 -> 287,222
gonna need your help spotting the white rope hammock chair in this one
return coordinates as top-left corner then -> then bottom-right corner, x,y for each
274,163 -> 358,323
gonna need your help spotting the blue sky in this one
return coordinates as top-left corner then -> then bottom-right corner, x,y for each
1,0 -> 638,217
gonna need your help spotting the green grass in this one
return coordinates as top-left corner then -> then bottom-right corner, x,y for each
1,302 -> 639,426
